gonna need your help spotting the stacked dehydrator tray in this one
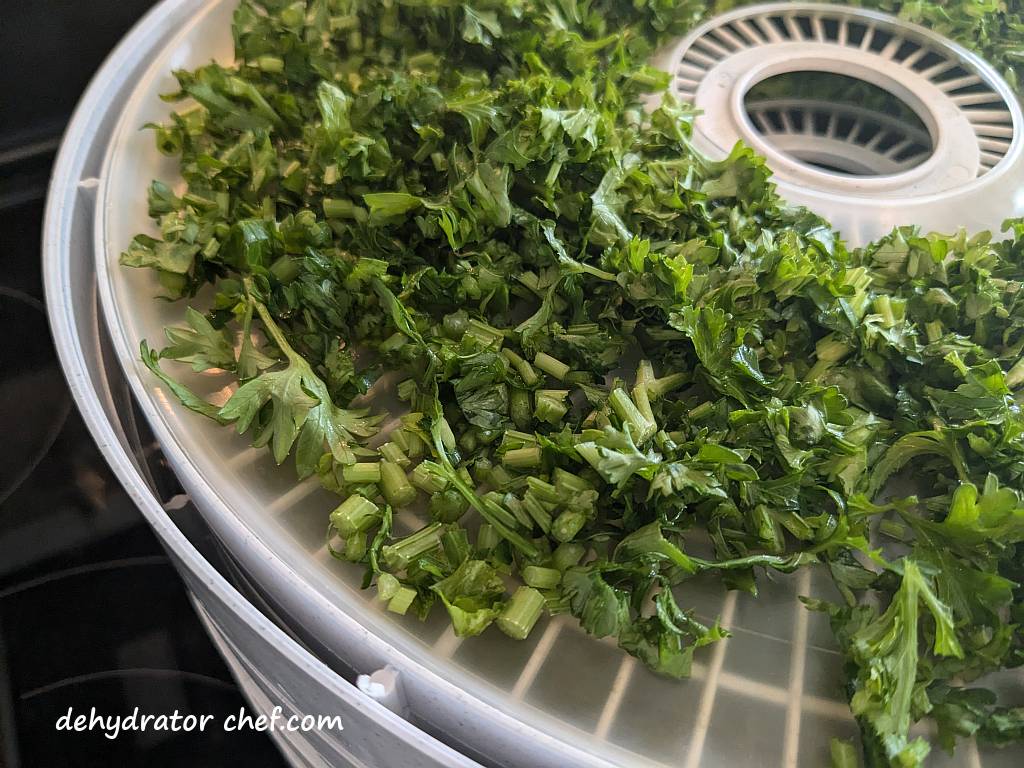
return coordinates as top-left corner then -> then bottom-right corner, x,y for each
44,1 -> 1024,766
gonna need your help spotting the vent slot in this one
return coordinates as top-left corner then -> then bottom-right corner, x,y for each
866,28 -> 894,53
893,39 -> 922,63
846,21 -> 868,47
794,14 -> 814,39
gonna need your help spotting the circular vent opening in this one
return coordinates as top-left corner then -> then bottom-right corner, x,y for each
656,2 -> 1021,198
743,71 -> 935,177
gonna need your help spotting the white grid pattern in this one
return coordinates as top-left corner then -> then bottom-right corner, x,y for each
240,388 -> 1022,766
300,463 -> 1014,768
414,566 -> 1012,767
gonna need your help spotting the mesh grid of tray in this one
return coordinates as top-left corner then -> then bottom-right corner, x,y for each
208,444 -> 1024,768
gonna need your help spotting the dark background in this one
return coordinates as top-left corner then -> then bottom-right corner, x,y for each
0,4 -> 285,766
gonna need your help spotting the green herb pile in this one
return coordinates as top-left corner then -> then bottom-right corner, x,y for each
125,0 -> 1024,764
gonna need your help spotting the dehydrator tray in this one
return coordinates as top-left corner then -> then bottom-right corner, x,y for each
89,1 -> 1024,766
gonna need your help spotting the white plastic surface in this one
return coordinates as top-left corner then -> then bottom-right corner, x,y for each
356,666 -> 409,718
91,2 -> 1023,767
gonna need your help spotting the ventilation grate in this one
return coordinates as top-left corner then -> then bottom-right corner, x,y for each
666,3 -> 1016,179
744,98 -> 933,175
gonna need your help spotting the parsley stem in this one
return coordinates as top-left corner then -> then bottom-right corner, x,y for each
503,446 -> 542,469
376,572 -> 401,601
380,441 -> 411,467
635,359 -> 655,388
476,523 -> 499,552
807,334 -> 852,381
647,372 -> 688,399
829,739 -> 858,768
248,294 -> 325,386
525,476 -> 560,504
432,460 -> 539,557
430,488 -> 468,523
687,401 -> 714,421
815,334 -> 852,362
465,319 -> 505,349
552,509 -> 587,542
501,348 -> 540,386
497,586 -> 545,640
342,462 -> 382,484
610,388 -> 655,442
503,429 -> 536,448
522,565 -> 562,590
503,495 -> 534,529
256,55 -> 284,73
510,388 -> 532,430
344,532 -> 367,561
386,586 -> 417,615
488,464 -> 513,488
394,426 -> 425,458
269,256 -> 301,283
380,461 -> 417,508
552,542 -> 586,571
323,197 -> 360,219
410,462 -> 448,494
632,382 -> 655,427
330,495 -> 381,538
534,389 -> 569,425
534,352 -> 570,381
690,552 -> 817,573
381,522 -> 444,571
1007,356 -> 1024,389
522,493 -> 552,534
615,522 -> 695,573
873,295 -> 898,328
551,468 -> 592,494
441,527 -> 471,564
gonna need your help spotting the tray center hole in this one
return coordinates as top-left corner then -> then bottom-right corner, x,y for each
743,71 -> 935,177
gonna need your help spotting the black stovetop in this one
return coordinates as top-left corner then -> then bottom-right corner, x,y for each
0,4 -> 285,767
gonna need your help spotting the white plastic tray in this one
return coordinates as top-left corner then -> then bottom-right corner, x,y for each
93,2 -> 1022,766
